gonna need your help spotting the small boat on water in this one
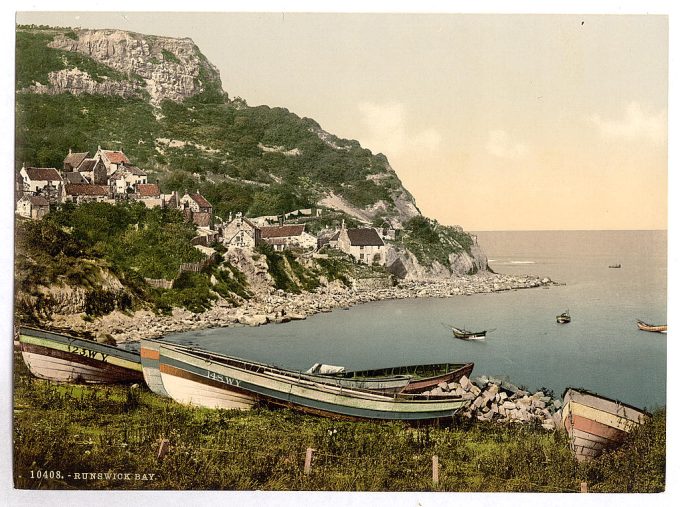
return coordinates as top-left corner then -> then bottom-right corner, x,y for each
636,319 -> 667,333
18,326 -> 142,384
444,322 -> 490,340
561,388 -> 649,461
317,362 -> 475,394
158,345 -> 471,421
556,310 -> 571,324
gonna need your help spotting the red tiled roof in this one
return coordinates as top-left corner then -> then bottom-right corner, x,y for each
346,228 -> 384,246
63,151 -> 89,167
136,183 -> 160,197
24,167 -> 62,182
66,184 -> 108,196
102,150 -> 130,164
78,159 -> 98,172
190,193 -> 212,208
260,225 -> 305,238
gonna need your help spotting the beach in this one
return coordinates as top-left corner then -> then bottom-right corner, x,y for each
46,272 -> 550,343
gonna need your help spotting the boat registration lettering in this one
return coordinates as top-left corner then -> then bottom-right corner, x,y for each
207,371 -> 240,387
67,343 -> 109,362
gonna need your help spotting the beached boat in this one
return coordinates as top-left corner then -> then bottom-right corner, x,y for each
636,319 -> 667,333
143,339 -> 411,397
159,345 -> 471,420
556,310 -> 571,324
319,362 -> 475,394
18,326 -> 142,384
561,388 -> 649,461
140,338 -> 173,397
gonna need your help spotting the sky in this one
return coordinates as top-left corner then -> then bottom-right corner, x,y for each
13,10 -> 669,231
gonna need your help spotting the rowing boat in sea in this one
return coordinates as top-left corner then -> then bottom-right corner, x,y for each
18,326 -> 142,384
451,326 -> 487,340
636,319 -> 667,333
556,310 -> 571,324
561,388 -> 649,461
158,345 -> 471,421
319,362 -> 475,394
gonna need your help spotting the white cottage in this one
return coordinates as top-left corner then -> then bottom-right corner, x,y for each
260,224 -> 317,251
16,195 -> 50,220
337,227 -> 386,265
19,166 -> 63,196
222,213 -> 261,248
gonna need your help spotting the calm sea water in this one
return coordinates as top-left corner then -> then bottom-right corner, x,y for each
167,230 -> 667,409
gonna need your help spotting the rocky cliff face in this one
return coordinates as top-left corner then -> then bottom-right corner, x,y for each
386,243 -> 488,280
26,29 -> 221,105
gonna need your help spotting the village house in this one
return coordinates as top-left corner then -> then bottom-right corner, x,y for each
221,212 -> 261,248
337,226 -> 386,265
110,164 -> 148,195
16,195 -> 50,220
77,156 -> 108,185
134,183 -> 162,208
165,190 -> 213,227
63,150 -> 89,171
94,146 -> 131,175
260,224 -> 317,251
62,171 -> 89,185
64,183 -> 110,203
19,166 -> 63,201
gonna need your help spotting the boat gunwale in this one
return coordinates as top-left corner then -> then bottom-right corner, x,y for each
159,344 -> 469,408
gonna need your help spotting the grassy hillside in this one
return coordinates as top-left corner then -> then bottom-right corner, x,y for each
15,26 -> 412,222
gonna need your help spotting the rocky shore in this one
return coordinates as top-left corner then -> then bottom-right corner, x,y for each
48,272 -> 554,343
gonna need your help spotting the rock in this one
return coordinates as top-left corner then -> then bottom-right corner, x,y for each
95,332 -> 116,345
532,399 -> 547,409
241,314 -> 268,326
502,401 -> 516,410
459,375 -> 472,391
499,392 -> 508,401
437,382 -> 450,391
470,385 -> 481,396
553,399 -> 562,409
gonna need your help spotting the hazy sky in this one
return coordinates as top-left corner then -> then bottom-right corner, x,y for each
15,11 -> 668,231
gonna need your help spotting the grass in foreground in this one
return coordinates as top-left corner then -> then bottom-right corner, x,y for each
12,354 -> 665,492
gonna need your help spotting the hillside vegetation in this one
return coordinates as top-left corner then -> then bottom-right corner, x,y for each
16,25 -> 412,226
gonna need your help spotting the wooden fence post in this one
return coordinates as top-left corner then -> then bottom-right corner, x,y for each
304,447 -> 315,476
580,482 -> 588,493
432,455 -> 439,485
157,439 -> 170,460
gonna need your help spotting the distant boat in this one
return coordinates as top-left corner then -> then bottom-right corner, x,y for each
317,362 -> 475,394
636,319 -> 667,333
158,345 -> 471,421
556,310 -> 571,324
447,324 -> 489,340
561,388 -> 649,461
608,264 -> 621,269
18,326 -> 142,384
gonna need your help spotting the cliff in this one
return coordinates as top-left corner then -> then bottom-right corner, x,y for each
15,24 -> 487,281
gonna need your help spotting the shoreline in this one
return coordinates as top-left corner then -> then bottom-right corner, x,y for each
46,272 -> 554,343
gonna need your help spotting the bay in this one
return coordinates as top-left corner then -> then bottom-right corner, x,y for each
167,230 -> 667,410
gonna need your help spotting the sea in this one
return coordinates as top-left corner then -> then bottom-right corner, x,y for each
166,230 -> 668,410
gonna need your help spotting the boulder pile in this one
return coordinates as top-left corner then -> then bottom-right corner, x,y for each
420,375 -> 563,430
